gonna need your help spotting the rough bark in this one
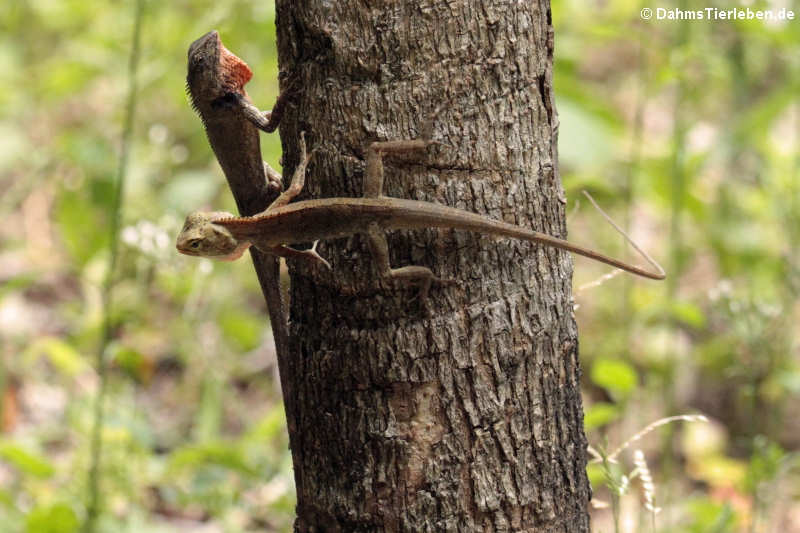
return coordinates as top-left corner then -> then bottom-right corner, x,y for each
274,1 -> 591,531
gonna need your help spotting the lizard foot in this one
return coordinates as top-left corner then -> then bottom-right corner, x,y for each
405,275 -> 458,306
305,240 -> 332,270
271,241 -> 331,270
262,160 -> 283,195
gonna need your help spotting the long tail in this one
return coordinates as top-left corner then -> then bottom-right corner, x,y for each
406,195 -> 665,280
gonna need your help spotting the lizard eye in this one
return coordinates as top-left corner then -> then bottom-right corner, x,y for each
190,240 -> 200,249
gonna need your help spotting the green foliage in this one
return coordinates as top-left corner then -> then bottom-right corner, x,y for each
555,0 -> 800,528
591,359 -> 637,400
168,442 -> 257,477
24,338 -> 89,378
686,499 -> 736,533
25,504 -> 79,533
0,1 -> 294,531
0,441 -> 55,479
55,189 -> 110,267
584,402 -> 621,430
218,309 -> 264,352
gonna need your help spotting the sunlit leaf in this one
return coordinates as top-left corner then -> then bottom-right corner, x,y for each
218,309 -> 263,352
245,404 -> 288,442
669,301 -> 707,329
0,441 -> 55,479
585,462 -> 606,489
168,442 -> 256,477
686,499 -> 737,533
25,337 -> 88,377
591,359 -> 637,398
55,189 -> 108,266
584,402 -> 621,430
25,503 -> 78,533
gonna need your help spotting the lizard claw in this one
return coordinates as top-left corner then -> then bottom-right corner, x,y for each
307,240 -> 331,270
266,176 -> 282,194
263,161 -> 283,194
272,242 -> 331,270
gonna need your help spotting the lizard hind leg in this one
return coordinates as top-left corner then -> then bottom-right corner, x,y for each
365,223 -> 454,312
364,139 -> 432,198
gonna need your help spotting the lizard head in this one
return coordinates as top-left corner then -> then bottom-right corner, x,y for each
176,211 -> 251,261
187,30 -> 254,112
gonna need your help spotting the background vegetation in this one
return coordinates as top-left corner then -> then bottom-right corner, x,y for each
0,0 -> 797,531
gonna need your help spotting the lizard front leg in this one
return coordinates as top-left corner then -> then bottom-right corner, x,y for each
262,133 -> 329,270
265,132 -> 314,211
238,76 -> 296,133
239,82 -> 297,193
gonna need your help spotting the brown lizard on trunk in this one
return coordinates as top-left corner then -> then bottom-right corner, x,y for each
185,30 -> 293,381
177,132 -> 665,303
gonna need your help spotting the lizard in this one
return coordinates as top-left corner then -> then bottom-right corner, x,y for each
176,132 -> 666,304
185,30 -> 295,406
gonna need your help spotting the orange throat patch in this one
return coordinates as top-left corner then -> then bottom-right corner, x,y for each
219,44 -> 253,95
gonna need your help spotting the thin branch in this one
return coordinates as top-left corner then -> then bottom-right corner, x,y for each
84,0 -> 144,530
593,414 -> 708,464
582,190 -> 666,279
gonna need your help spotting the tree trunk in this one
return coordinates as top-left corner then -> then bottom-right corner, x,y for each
274,1 -> 591,531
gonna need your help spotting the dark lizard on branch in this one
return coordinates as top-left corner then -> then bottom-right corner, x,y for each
185,30 -> 293,370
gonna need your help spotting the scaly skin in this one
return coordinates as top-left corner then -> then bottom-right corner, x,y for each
184,31 -> 295,432
176,211 -> 250,261
177,196 -> 666,280
181,33 -> 663,311
177,137 -> 666,286
187,31 -> 284,204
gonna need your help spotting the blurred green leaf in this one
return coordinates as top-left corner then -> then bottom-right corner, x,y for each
194,376 -> 222,442
744,436 -> 786,493
669,300 -> 707,329
0,488 -> 13,508
584,402 -> 621,430
0,441 -> 55,479
25,337 -> 88,377
557,99 -> 616,168
686,498 -> 737,533
25,503 -> 79,533
218,309 -> 263,352
0,274 -> 36,299
41,61 -> 100,102
168,442 -> 255,477
55,189 -> 108,266
585,462 -> 605,489
245,404 -> 288,442
0,123 -> 29,171
111,344 -> 151,383
590,359 -> 637,398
